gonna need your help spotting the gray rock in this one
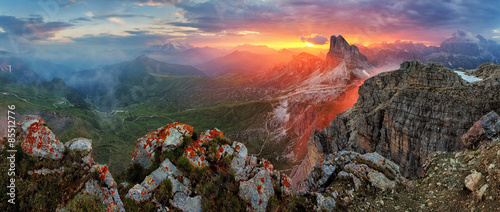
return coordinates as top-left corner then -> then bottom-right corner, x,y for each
18,116 -> 65,159
315,192 -> 337,212
239,170 -> 274,212
170,192 -> 202,212
367,169 -> 396,191
465,171 -> 482,191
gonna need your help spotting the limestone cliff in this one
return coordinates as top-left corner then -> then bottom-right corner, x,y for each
312,61 -> 500,178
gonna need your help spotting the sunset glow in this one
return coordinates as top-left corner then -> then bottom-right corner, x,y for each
0,0 -> 498,68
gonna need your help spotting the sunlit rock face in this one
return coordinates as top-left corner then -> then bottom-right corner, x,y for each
311,61 -> 500,178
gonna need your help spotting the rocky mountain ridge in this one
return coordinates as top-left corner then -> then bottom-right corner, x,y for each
360,31 -> 500,69
298,61 -> 500,186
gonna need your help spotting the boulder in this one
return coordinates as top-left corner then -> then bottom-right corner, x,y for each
170,192 -> 202,212
126,158 -> 191,202
464,170 -> 482,192
84,165 -> 124,212
239,170 -> 274,212
315,192 -> 336,212
65,137 -> 94,165
462,111 -> 500,148
131,122 -> 193,169
19,116 -> 64,159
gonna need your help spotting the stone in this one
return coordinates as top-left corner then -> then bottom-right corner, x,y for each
184,128 -> 224,167
126,158 -> 191,202
130,122 -> 193,169
462,111 -> 500,148
65,137 -> 94,165
83,170 -> 124,212
315,192 -> 336,212
19,116 -> 64,159
170,192 -> 202,212
27,167 -> 64,176
476,184 -> 488,201
465,171 -> 483,191
239,170 -> 274,212
367,169 -> 396,191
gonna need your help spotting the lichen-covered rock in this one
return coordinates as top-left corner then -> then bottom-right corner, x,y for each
85,165 -> 124,212
231,141 -> 260,181
125,184 -> 151,202
27,167 -> 65,176
126,158 -> 191,202
279,173 -> 293,196
239,169 -> 275,212
462,111 -> 500,148
131,122 -> 193,169
215,144 -> 234,160
83,179 -> 124,212
184,128 -> 223,167
170,192 -> 202,212
65,137 -> 94,165
19,116 -> 64,159
315,192 -> 336,212
302,151 -> 400,194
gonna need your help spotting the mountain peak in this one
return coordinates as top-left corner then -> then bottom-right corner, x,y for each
325,34 -> 371,71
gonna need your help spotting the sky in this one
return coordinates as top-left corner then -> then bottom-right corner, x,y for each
0,0 -> 499,68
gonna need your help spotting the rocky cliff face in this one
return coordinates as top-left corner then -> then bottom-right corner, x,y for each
310,61 -> 500,179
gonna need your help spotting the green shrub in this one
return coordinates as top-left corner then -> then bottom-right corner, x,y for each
65,192 -> 106,212
126,163 -> 147,184
155,178 -> 173,205
177,156 -> 193,175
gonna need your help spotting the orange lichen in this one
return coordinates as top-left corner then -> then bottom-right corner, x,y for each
282,174 -> 291,188
260,177 -> 265,183
259,199 -> 263,205
257,185 -> 262,194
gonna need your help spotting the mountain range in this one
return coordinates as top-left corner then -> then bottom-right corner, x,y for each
360,31 -> 500,69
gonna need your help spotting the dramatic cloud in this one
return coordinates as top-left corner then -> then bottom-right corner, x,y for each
0,15 -> 73,40
300,34 -> 328,45
129,0 -> 181,6
171,0 -> 500,44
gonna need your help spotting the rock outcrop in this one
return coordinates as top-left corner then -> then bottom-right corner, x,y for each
14,117 -> 126,212
130,122 -> 193,168
311,61 -> 500,179
19,116 -> 64,159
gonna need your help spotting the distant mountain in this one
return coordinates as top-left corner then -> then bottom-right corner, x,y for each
0,51 -> 41,84
143,43 -> 229,66
144,41 -> 194,54
361,31 -> 500,69
231,44 -> 279,55
65,55 -> 205,108
25,59 -> 75,81
196,50 -> 294,76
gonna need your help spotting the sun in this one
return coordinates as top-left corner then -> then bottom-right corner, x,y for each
305,42 -> 315,47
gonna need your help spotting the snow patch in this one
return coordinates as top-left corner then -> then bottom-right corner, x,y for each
454,70 -> 482,83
